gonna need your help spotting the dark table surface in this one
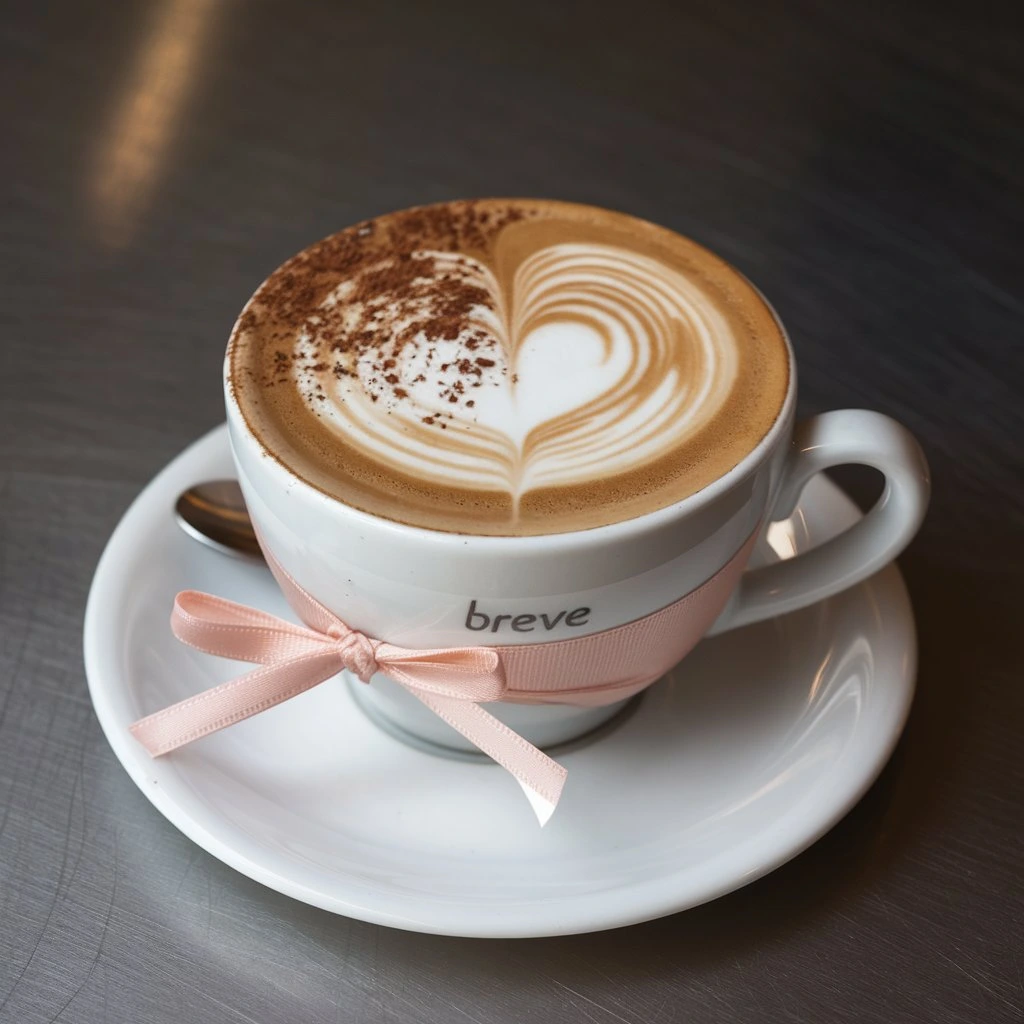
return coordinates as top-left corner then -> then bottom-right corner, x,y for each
2,1 -> 1022,1021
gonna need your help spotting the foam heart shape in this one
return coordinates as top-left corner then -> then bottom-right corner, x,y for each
302,242 -> 740,499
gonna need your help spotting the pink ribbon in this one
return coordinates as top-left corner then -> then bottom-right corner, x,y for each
130,528 -> 759,826
130,542 -> 568,824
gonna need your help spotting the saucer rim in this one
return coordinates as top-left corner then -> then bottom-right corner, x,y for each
84,424 -> 916,938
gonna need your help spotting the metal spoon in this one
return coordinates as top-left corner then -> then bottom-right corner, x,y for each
174,480 -> 263,560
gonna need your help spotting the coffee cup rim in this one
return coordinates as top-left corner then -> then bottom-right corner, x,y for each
225,204 -> 797,555
225,299 -> 796,555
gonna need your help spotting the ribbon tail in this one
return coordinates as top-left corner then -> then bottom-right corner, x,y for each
515,778 -> 559,828
130,650 -> 342,757
405,687 -> 567,826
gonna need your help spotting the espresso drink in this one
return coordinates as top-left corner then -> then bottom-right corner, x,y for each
228,200 -> 789,535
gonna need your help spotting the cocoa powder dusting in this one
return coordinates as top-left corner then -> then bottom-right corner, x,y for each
245,200 -> 531,417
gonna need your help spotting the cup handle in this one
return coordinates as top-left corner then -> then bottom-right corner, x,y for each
709,409 -> 930,634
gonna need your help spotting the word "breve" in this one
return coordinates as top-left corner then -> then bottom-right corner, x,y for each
465,599 -> 591,633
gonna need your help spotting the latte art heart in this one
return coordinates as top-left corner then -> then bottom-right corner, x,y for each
295,244 -> 739,507
229,200 -> 788,535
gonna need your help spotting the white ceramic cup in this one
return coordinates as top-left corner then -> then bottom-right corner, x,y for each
225,301 -> 929,753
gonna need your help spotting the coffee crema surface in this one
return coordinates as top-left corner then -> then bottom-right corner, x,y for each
228,200 -> 789,535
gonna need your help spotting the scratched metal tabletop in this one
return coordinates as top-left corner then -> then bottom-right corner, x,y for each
2,1 -> 1022,1021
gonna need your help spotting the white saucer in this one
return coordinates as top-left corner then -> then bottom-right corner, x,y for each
84,425 -> 916,938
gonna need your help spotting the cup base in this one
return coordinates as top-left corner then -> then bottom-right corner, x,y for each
346,672 -> 639,759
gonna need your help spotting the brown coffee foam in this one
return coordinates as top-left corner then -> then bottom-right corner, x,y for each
228,199 -> 789,535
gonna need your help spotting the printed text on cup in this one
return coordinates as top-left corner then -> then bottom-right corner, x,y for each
465,599 -> 592,633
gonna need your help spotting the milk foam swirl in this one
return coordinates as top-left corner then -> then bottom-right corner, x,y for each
293,243 -> 738,505
230,200 -> 789,535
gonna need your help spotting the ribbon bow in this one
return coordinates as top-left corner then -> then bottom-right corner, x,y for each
129,545 -> 568,825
